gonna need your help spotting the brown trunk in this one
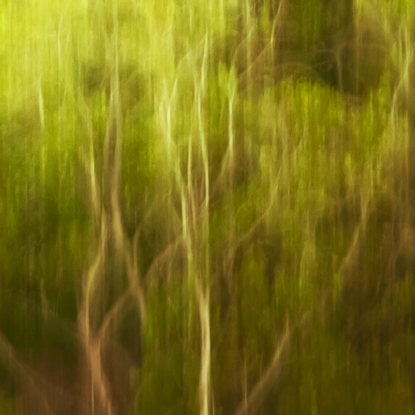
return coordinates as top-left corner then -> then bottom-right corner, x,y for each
0,341 -> 134,415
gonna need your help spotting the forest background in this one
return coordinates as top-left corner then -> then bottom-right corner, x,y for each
0,0 -> 414,414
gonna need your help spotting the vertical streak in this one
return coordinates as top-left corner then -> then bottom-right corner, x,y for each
197,283 -> 211,415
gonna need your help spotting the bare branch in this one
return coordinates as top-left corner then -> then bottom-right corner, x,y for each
234,316 -> 290,415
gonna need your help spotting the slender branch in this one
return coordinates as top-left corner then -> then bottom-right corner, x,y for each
234,316 -> 291,415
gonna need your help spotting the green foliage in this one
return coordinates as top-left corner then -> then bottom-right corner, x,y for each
138,279 -> 199,414
0,0 -> 414,414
